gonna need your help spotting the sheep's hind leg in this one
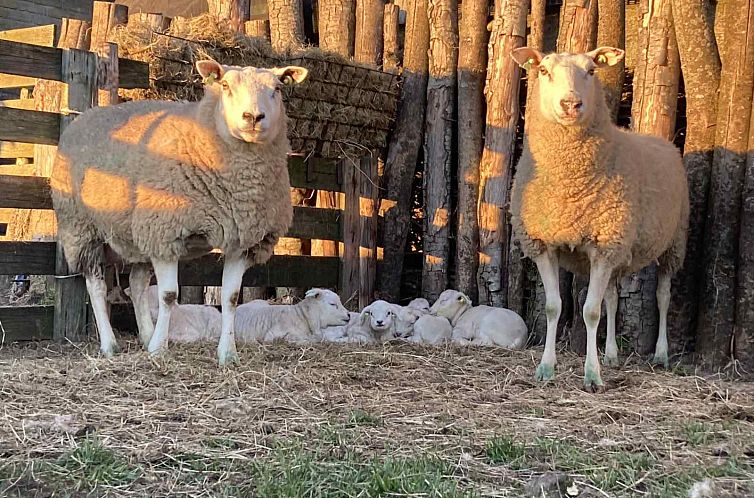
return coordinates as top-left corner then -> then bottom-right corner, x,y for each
217,254 -> 247,366
603,279 -> 620,367
533,250 -> 561,382
129,263 -> 154,348
583,258 -> 614,392
653,270 -> 671,368
85,273 -> 119,357
147,259 -> 178,357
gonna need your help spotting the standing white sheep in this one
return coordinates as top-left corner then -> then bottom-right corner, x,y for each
509,46 -> 689,390
50,60 -> 308,365
234,288 -> 351,343
430,290 -> 528,349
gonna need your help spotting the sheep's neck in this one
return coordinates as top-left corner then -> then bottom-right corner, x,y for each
449,305 -> 469,327
294,301 -> 320,334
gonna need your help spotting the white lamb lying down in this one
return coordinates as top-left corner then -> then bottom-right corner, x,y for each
125,285 -> 222,343
336,300 -> 399,343
430,290 -> 528,349
234,288 -> 351,343
406,298 -> 430,314
409,314 -> 452,345
321,312 -> 359,342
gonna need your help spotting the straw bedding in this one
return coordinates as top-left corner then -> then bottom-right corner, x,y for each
111,15 -> 400,158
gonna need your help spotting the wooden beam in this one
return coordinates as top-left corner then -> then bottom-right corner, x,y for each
288,155 -> 342,192
0,241 -> 56,275
0,107 -> 59,145
90,1 -> 129,49
0,24 -> 56,47
0,305 -> 54,342
0,141 -> 33,158
0,98 -> 36,110
358,154 -> 378,308
0,39 -> 62,81
289,206 -> 342,241
341,158 -> 359,307
0,74 -> 36,89
0,175 -> 52,209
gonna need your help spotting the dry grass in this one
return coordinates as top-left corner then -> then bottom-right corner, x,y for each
1,339 -> 753,497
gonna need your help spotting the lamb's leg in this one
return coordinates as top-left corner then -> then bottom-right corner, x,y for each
217,255 -> 247,366
653,270 -> 671,368
129,263 -> 154,348
603,279 -> 620,367
583,259 -> 613,392
147,259 -> 178,357
85,274 -> 119,357
533,250 -> 561,381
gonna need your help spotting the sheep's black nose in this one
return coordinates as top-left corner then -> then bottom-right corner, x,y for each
376,320 -> 384,326
242,112 -> 265,123
560,99 -> 583,112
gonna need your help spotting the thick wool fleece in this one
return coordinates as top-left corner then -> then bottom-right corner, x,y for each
509,80 -> 689,278
51,87 -> 292,274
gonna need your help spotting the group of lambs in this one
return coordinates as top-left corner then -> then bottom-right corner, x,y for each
51,44 -> 690,391
129,285 -> 528,349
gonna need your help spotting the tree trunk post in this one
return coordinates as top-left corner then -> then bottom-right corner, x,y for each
208,0 -> 251,32
377,0 -> 430,301
318,0 -> 356,56
359,154 -> 379,308
597,0 -> 625,120
245,19 -> 271,38
342,158 -> 360,308
355,0 -> 384,66
383,3 -> 401,73
269,0 -> 306,50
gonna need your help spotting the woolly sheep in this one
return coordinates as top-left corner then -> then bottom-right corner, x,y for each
234,288 -> 350,343
409,314 -> 452,345
341,300 -> 399,343
430,290 -> 528,349
406,298 -> 430,314
50,59 -> 308,365
390,303 -> 425,339
125,285 -> 221,342
322,311 -> 360,342
509,47 -> 689,390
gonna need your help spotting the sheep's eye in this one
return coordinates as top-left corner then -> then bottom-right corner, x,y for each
330,303 -> 337,307
221,81 -> 230,91
457,296 -> 464,301
587,68 -> 595,76
539,66 -> 548,76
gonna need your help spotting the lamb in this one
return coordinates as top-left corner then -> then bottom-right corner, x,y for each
409,314 -> 452,345
50,59 -> 308,365
430,290 -> 528,348
341,300 -> 400,343
390,303 -> 426,339
509,46 -> 689,390
124,285 -> 221,342
322,311 -> 359,342
406,298 -> 430,314
233,288 -> 351,343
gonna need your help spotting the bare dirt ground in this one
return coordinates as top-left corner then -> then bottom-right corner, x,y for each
0,338 -> 752,497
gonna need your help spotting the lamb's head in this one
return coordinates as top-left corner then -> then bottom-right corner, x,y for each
196,59 -> 308,144
360,300 -> 396,339
406,297 -> 430,314
429,290 -> 472,324
510,46 -> 623,126
303,288 -> 351,328
392,304 -> 424,339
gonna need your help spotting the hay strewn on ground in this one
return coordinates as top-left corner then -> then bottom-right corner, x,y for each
112,14 -> 400,158
1,339 -> 753,497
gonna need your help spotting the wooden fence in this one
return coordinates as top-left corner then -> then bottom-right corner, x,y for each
0,20 -> 380,343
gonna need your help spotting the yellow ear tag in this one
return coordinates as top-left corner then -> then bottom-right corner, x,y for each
203,71 -> 218,85
597,54 -> 608,64
522,58 -> 533,71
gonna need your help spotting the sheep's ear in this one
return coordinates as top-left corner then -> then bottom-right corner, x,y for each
587,47 -> 625,68
359,308 -> 371,326
511,47 -> 544,70
305,289 -> 321,300
196,59 -> 225,84
123,287 -> 132,298
271,66 -> 309,85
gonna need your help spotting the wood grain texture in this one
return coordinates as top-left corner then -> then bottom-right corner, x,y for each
0,305 -> 54,342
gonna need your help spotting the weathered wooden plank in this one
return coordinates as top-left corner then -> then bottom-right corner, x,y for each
0,241 -> 56,274
0,107 -> 59,145
0,39 -> 61,80
0,141 -> 33,158
0,175 -> 52,209
118,57 -> 149,89
0,164 -> 35,176
341,158 -> 359,306
0,305 -> 54,342
0,24 -> 56,47
0,74 -> 36,88
0,98 -> 36,110
288,155 -> 341,192
358,154 -> 378,309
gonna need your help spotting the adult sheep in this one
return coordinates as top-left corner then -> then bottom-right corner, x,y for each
509,46 -> 689,391
50,59 -> 308,365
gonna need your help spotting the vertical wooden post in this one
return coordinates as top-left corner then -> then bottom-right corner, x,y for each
54,49 -> 98,342
359,154 -> 378,309
383,3 -> 400,73
245,19 -> 271,38
269,0 -> 306,50
318,0 -> 356,56
354,0 -> 384,66
96,42 -> 119,106
90,1 -> 129,48
208,0 -> 251,32
341,158 -> 359,308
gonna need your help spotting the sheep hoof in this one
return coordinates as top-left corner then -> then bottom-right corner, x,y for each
535,362 -> 555,381
583,368 -> 605,393
652,353 -> 669,369
603,354 -> 620,367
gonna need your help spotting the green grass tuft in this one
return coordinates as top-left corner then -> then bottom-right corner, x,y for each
49,438 -> 140,490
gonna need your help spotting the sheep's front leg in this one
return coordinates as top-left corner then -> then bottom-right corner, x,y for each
603,279 -> 620,367
147,259 -> 178,357
85,273 -> 119,357
583,259 -> 614,392
653,271 -> 671,368
533,250 -> 560,381
217,255 -> 247,366
129,263 -> 154,348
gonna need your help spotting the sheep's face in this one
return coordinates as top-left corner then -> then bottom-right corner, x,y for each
393,305 -> 423,338
430,290 -> 471,321
361,300 -> 396,334
406,298 -> 430,314
196,60 -> 308,144
510,46 -> 624,126
305,288 -> 351,327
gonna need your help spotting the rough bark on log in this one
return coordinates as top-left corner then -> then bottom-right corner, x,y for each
735,98 -> 754,370
383,3 -> 401,73
245,20 -> 271,38
355,0 -> 384,66
669,0 -> 720,354
378,0 -> 430,301
698,0 -> 754,366
269,0 -> 306,50
208,0 -> 251,32
557,0 -> 598,53
597,0 -> 625,120
422,0 -> 458,301
318,0 -> 356,56
456,0 -> 488,303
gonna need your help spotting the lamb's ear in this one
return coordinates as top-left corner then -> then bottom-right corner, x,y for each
196,59 -> 224,84
271,66 -> 309,85
511,47 -> 544,70
304,288 -> 321,300
359,306 -> 371,326
587,46 -> 625,68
